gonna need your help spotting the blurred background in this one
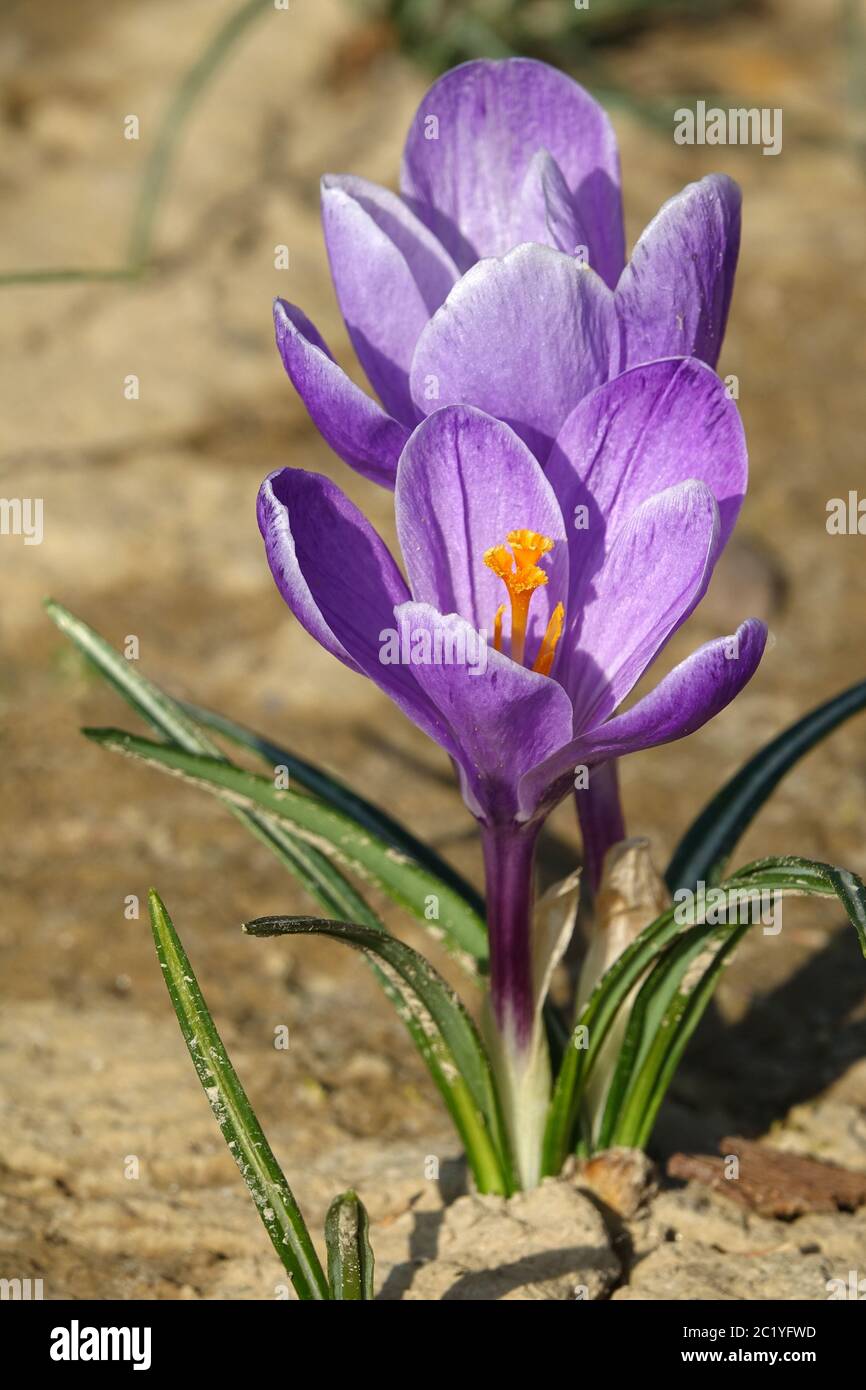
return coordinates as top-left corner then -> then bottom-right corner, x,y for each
2,0 -> 866,1298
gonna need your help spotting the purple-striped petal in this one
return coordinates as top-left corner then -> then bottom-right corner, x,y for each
582,618 -> 767,758
547,356 -> 748,617
520,619 -> 767,815
511,150 -> 591,256
395,406 -> 567,663
321,176 -> 459,425
410,245 -> 618,460
615,175 -> 741,370
395,602 -> 574,823
273,300 -> 407,489
257,469 -> 458,756
400,58 -> 624,286
566,481 -> 720,730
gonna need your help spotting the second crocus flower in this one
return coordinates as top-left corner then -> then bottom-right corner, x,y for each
275,58 -> 741,488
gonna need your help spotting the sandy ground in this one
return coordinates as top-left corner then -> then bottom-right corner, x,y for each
2,0 -> 866,1298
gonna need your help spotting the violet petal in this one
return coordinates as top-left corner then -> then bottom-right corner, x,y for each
400,57 -> 624,286
257,469 -> 458,756
511,149 -> 592,257
565,480 -> 720,730
395,405 -> 568,664
615,174 -> 741,370
394,602 -> 574,823
547,356 -> 748,620
321,175 -> 459,425
410,244 -> 618,460
520,619 -> 767,815
273,300 -> 407,488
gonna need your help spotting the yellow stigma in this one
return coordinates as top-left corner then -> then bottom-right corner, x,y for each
483,529 -> 564,672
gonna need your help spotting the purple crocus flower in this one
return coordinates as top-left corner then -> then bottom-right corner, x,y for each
274,58 -> 740,487
257,359 -> 766,1080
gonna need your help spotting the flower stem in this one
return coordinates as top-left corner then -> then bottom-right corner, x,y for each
575,758 -> 626,893
481,822 -> 540,1047
481,821 -> 553,1189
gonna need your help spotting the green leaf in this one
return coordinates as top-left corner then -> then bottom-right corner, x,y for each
542,853 -> 866,1171
244,914 -> 515,1196
44,599 -> 379,930
182,699 -> 485,919
603,855 -> 866,1151
608,923 -> 748,1150
147,889 -> 330,1300
725,855 -> 866,956
595,919 -> 730,1150
666,679 -> 866,892
85,727 -> 489,964
542,901 -> 681,1175
45,598 -> 212,749
325,1191 -> 375,1300
46,601 -> 500,1166
45,601 -> 487,967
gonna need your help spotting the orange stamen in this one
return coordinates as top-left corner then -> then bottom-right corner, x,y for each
483,529 -> 564,670
532,602 -> 564,676
492,603 -> 505,654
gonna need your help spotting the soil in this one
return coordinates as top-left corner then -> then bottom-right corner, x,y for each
2,0 -> 866,1299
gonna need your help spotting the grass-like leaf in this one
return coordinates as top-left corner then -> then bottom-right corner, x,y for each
46,600 -> 487,967
325,1191 -> 375,1300
183,698 -> 485,917
595,919 -> 733,1150
47,602 -> 506,1165
84,726 -> 488,963
666,679 -> 866,893
608,851 -> 866,1148
725,855 -> 866,954
543,854 -> 866,1171
244,914 -> 515,1195
607,923 -> 748,1149
44,599 -> 379,929
147,889 -> 330,1300
542,901 -> 681,1175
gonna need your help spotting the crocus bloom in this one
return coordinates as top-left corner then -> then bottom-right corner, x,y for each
258,358 -> 766,1067
274,58 -> 741,487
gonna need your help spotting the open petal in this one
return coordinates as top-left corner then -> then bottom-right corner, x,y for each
410,245 -> 618,460
395,603 -> 574,823
321,176 -> 459,425
400,58 -> 624,286
579,617 -> 767,759
257,469 -> 458,755
565,481 -> 720,730
520,619 -> 767,815
547,356 -> 748,613
395,405 -> 567,663
274,300 -> 407,488
511,150 -> 591,257
615,175 -> 741,370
